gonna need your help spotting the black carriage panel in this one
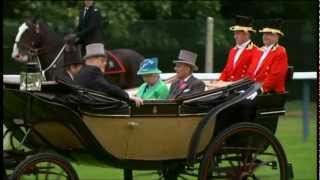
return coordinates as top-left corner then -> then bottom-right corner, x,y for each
3,88 -> 93,152
131,100 -> 178,117
254,93 -> 287,134
255,93 -> 287,118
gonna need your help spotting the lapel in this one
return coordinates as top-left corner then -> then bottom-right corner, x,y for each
83,6 -> 92,21
231,41 -> 253,72
138,83 -> 148,97
141,80 -> 161,97
255,45 -> 278,75
177,75 -> 194,95
229,48 -> 238,70
231,49 -> 248,74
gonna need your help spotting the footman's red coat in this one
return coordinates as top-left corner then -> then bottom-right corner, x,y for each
246,44 -> 288,93
219,42 -> 257,81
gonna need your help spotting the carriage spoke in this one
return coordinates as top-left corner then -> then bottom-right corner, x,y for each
44,162 -> 51,180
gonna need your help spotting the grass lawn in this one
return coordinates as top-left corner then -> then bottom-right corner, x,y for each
71,101 -> 316,180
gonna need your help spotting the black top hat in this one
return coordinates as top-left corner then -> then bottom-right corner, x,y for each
259,18 -> 284,36
63,47 -> 83,67
229,15 -> 256,33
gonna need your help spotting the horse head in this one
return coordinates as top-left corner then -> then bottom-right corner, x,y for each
11,16 -> 49,62
11,16 -> 65,80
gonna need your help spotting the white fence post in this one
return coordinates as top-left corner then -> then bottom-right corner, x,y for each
205,17 -> 214,73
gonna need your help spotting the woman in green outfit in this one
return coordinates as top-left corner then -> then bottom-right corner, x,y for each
136,57 -> 169,100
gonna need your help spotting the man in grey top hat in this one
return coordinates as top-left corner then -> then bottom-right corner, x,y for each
74,43 -> 143,106
168,49 -> 205,99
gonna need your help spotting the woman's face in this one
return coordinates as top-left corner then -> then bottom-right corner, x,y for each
142,74 -> 159,85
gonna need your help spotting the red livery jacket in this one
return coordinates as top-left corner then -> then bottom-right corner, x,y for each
246,44 -> 288,93
219,41 -> 258,81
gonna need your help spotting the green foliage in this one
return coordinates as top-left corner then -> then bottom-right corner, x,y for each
4,0 -> 225,48
3,0 -> 316,75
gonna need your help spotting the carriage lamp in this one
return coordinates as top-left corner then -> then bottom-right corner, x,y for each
20,62 -> 42,91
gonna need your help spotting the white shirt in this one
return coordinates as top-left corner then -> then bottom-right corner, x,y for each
253,44 -> 274,75
233,40 -> 251,67
83,7 -> 89,17
67,71 -> 74,80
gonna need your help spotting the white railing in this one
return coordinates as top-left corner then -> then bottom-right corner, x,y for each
160,72 -> 316,80
3,72 -> 316,84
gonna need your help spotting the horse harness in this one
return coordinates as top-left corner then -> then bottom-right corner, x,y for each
16,40 -> 67,79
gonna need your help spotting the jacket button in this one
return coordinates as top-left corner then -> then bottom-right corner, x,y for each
241,75 -> 244,77
242,70 -> 245,73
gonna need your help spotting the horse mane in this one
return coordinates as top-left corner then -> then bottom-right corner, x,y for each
25,16 -> 49,34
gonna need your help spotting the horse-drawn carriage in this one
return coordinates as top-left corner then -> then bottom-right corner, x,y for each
3,72 -> 294,179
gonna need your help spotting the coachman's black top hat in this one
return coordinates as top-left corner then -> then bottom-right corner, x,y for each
63,46 -> 83,67
259,18 -> 284,36
229,15 -> 256,33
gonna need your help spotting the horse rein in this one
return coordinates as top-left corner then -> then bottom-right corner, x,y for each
42,44 -> 66,74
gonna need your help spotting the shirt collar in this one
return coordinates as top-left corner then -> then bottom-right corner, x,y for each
67,71 -> 74,80
182,74 -> 192,82
146,78 -> 160,88
262,43 -> 275,52
236,40 -> 251,49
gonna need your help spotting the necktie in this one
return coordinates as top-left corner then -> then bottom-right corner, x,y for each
232,47 -> 240,68
179,80 -> 187,90
83,8 -> 88,17
253,48 -> 269,75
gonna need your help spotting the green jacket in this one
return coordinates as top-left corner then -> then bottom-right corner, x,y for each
137,80 -> 169,100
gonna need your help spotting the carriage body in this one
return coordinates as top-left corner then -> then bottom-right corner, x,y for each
3,77 -> 291,179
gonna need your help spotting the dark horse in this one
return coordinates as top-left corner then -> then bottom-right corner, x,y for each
11,17 -> 144,89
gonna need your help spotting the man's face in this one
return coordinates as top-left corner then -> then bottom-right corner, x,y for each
70,64 -> 83,76
174,63 -> 192,79
234,31 -> 250,45
262,32 -> 279,46
97,57 -> 107,73
84,0 -> 93,7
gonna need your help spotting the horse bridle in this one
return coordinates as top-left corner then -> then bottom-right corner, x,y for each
16,31 -> 67,77
15,39 -> 61,57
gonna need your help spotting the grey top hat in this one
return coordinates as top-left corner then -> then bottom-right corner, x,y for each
83,43 -> 107,60
173,49 -> 198,71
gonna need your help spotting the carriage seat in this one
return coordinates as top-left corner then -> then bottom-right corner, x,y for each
131,100 -> 179,116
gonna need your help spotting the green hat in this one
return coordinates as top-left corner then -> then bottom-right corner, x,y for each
137,57 -> 162,75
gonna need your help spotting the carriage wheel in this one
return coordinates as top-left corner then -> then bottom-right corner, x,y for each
198,122 -> 288,180
10,152 -> 79,180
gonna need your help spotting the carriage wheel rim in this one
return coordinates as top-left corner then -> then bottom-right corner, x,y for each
199,123 -> 288,180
